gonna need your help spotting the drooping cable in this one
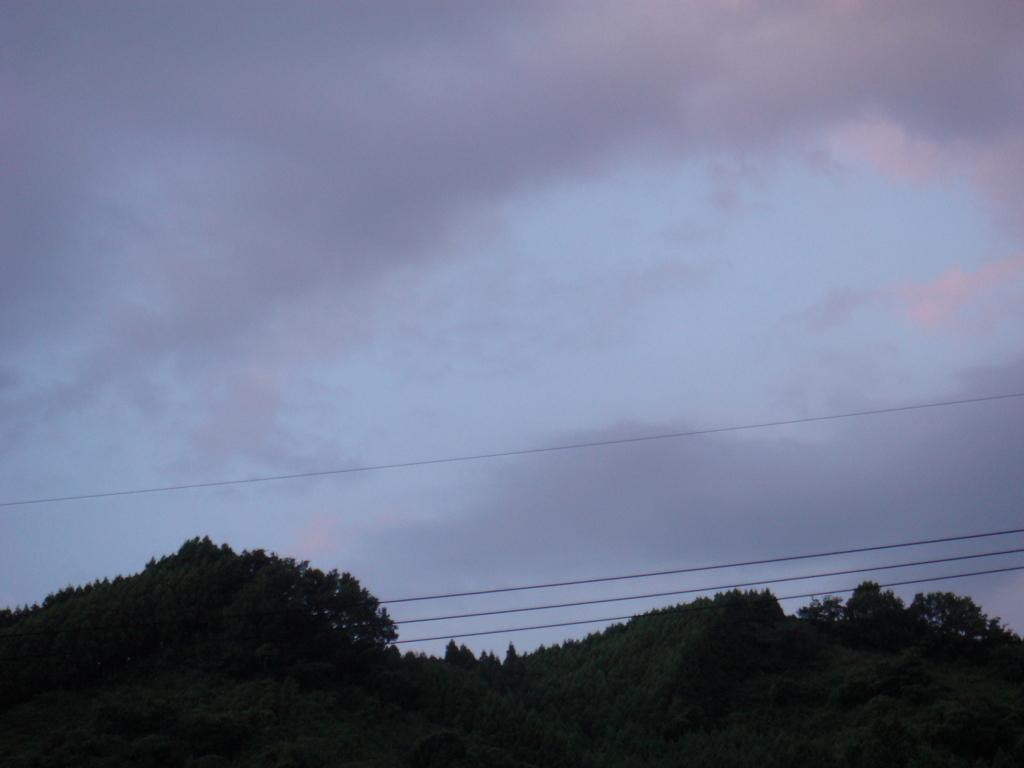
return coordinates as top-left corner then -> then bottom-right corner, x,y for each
393,564 -> 1024,644
2,392 -> 1020,508
396,545 -> 1024,625
2,536 -> 1020,641
381,526 -> 1024,604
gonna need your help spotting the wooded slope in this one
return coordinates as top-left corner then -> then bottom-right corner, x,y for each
2,539 -> 1022,767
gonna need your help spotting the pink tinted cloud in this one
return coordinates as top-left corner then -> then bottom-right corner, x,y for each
6,0 -> 1024,465
828,118 -> 956,185
829,120 -> 1024,240
293,511 -> 348,559
292,506 -> 421,562
971,134 -> 1024,238
897,255 -> 1024,332
798,256 -> 1024,336
187,366 -> 290,468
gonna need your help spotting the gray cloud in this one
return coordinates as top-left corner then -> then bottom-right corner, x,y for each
788,288 -> 882,331
3,0 -> 1024,462
357,359 -> 1024,636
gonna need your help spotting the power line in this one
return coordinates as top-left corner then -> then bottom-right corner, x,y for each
382,526 -> 1024,604
4,563 -> 1021,663
393,564 -> 1024,644
396,546 -> 1024,625
2,392 -> 1021,508
2,526 -> 1022,640
3,539 -> 1020,642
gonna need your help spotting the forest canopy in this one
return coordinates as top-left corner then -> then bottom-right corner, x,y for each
2,541 -> 1023,768
0,537 -> 396,707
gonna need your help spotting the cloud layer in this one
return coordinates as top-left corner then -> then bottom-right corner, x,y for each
3,2 -> 1023,651
4,2 -> 1023,445
353,361 -> 1024,650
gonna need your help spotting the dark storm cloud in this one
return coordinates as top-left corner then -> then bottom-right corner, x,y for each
2,1 -> 1023,457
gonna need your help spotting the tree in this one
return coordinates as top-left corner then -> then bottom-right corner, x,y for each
911,592 -> 989,639
444,640 -> 477,671
910,591 -> 1016,655
0,608 -> 17,631
0,538 -> 397,706
798,595 -> 845,627
842,582 -> 914,650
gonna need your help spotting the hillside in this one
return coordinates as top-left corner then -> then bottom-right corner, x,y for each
2,538 -> 1023,767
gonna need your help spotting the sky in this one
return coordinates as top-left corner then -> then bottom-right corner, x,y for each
2,0 -> 1023,656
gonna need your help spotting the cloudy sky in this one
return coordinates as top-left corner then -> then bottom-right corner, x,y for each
2,0 -> 1023,655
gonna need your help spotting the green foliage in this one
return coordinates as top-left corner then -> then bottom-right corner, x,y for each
799,582 -> 1019,661
0,537 -> 396,708
0,608 -> 19,631
910,591 -> 1017,658
409,730 -> 470,768
799,594 -> 845,626
843,581 -> 917,649
445,641 -> 479,671
912,591 -> 991,638
2,550 -> 1022,768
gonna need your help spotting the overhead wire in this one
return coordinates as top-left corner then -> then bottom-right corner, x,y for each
3,394 -> 1021,661
381,526 -> 1024,604
394,564 -> 1024,644
4,525 -> 1017,640
396,545 -> 1024,625
4,562 -> 1022,663
2,391 -> 1021,508
2,529 -> 1022,641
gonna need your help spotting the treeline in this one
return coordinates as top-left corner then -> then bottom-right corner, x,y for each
798,581 -> 1017,656
431,588 -> 1024,767
2,539 -> 1024,767
0,537 -> 395,708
